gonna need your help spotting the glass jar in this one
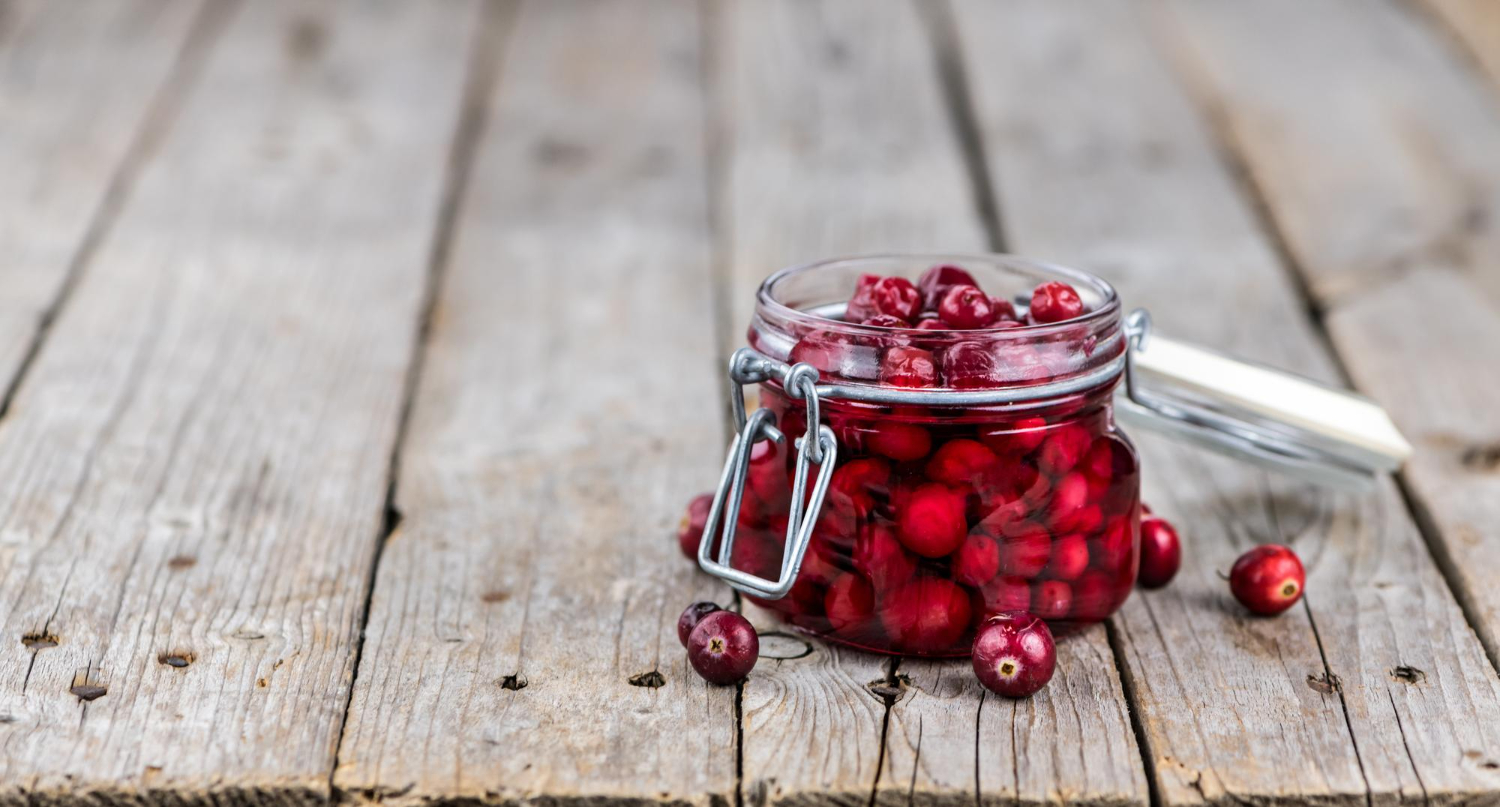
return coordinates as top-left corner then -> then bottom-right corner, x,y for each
711,255 -> 1136,657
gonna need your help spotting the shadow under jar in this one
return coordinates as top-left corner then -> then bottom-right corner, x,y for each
718,255 -> 1139,657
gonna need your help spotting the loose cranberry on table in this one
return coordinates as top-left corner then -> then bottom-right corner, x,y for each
938,284 -> 997,329
971,612 -> 1056,698
687,610 -> 759,684
1137,517 -> 1181,589
677,492 -> 713,560
677,601 -> 722,647
1229,545 -> 1305,616
1028,281 -> 1085,324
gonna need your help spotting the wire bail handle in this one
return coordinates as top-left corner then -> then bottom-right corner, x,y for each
697,349 -> 838,600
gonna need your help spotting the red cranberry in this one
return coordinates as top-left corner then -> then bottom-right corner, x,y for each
1229,545 -> 1305,616
687,611 -> 759,684
926,439 -> 999,486
897,483 -> 967,558
916,263 -> 978,310
1071,505 -> 1104,535
677,601 -> 722,647
1044,472 -> 1089,531
954,532 -> 1001,586
853,523 -> 916,591
1046,534 -> 1090,581
981,576 -> 1033,615
1138,517 -> 1181,589
914,317 -> 948,331
867,421 -> 931,461
938,284 -> 996,329
788,331 -> 859,380
940,341 -> 1001,389
845,274 -> 881,321
1095,517 -> 1135,573
997,523 -> 1051,578
880,576 -> 972,654
831,457 -> 892,501
971,612 -> 1056,698
1036,424 -> 1091,475
677,492 -> 714,559
879,346 -> 938,388
825,573 -> 876,634
980,416 -> 1048,456
1032,580 -> 1073,620
1083,434 -> 1133,482
1028,281 -> 1085,324
990,296 -> 1018,322
861,314 -> 910,329
1070,571 -> 1118,622
871,276 -> 922,321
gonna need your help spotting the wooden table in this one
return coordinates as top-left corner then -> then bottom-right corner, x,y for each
3,1 -> 1500,804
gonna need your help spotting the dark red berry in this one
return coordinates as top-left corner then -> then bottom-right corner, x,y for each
980,416 -> 1048,456
845,273 -> 881,321
677,492 -> 714,559
1046,534 -> 1090,581
914,317 -> 948,330
879,346 -> 938,388
830,457 -> 892,501
990,296 -> 1018,322
1044,472 -> 1089,531
824,573 -> 876,634
997,524 -> 1051,578
871,276 -> 922,321
981,576 -> 1033,615
677,601 -> 722,647
938,284 -> 996,329
853,523 -> 917,591
971,612 -> 1056,698
1229,545 -> 1304,616
866,421 -> 931,461
1028,281 -> 1085,324
1070,571 -> 1118,622
880,576 -> 973,654
1138,517 -> 1181,589
925,439 -> 999,486
861,314 -> 910,329
940,341 -> 1001,389
687,610 -> 759,684
916,264 -> 978,310
788,331 -> 859,380
1036,424 -> 1091,475
1032,580 -> 1073,620
897,483 -> 967,558
954,532 -> 1001,587
1095,517 -> 1135,573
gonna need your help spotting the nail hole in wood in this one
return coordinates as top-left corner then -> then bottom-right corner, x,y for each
1306,672 -> 1341,694
1390,665 -> 1427,684
628,670 -> 666,688
0,714 -> 16,724
167,555 -> 197,570
480,590 -> 510,604
158,652 -> 194,668
21,632 -> 58,650
1461,443 -> 1500,472
500,674 -> 527,691
70,684 -> 107,702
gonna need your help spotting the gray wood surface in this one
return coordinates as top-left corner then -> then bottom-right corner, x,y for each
332,2 -> 736,805
0,0 -> 476,802
0,0 -> 205,409
1423,0 -> 1500,89
716,2 -> 1145,805
957,1 -> 1500,804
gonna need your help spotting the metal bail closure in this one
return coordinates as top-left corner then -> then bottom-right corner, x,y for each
1115,309 -> 1412,491
697,350 -> 838,600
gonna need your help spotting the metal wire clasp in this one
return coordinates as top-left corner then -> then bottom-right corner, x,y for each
697,349 -> 837,600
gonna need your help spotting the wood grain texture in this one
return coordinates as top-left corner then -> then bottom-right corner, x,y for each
332,2 -> 736,805
1422,0 -> 1500,90
0,0 -> 204,403
955,0 -> 1500,803
714,2 -> 1144,805
0,0 -> 477,802
1156,0 -> 1500,679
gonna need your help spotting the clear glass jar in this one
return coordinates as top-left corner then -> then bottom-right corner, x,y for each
720,255 -> 1139,657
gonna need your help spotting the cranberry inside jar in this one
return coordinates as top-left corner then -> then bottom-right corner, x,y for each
734,255 -> 1141,657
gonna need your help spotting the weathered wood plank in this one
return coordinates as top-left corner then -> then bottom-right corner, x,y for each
0,1 -> 478,802
1156,0 -> 1500,683
956,0 -> 1500,803
714,3 -> 1145,806
1422,0 -> 1500,90
332,2 -> 735,805
0,0 -> 204,400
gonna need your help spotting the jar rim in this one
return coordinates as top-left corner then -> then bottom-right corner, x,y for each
755,252 -> 1121,340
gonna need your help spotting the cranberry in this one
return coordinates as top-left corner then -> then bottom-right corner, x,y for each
831,457 -> 892,500
989,296 -> 1018,322
870,276 -> 922,321
1036,424 -> 1091,475
1028,281 -> 1085,324
880,576 -> 972,654
940,341 -> 1001,389
914,317 -> 948,331
845,273 -> 881,321
678,492 -> 718,559
1095,517 -> 1135,573
687,610 -> 759,684
980,416 -> 1048,456
788,331 -> 859,380
1071,504 -> 1104,535
971,612 -> 1056,698
1229,545 -> 1305,616
981,576 -> 1033,615
1083,434 -> 1132,482
1070,571 -> 1118,622
916,264 -> 978,310
926,439 -> 999,486
866,421 -> 931,461
861,314 -> 910,329
879,346 -> 937,388
997,523 -> 1051,578
954,532 -> 1001,586
1138,517 -> 1181,589
897,483 -> 967,558
1044,472 -> 1089,531
852,523 -> 916,591
677,601 -> 722,647
1032,580 -> 1073,620
938,284 -> 996,329
825,573 -> 876,634
1046,534 -> 1090,581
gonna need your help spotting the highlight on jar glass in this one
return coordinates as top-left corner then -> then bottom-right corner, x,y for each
688,254 -> 1412,659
